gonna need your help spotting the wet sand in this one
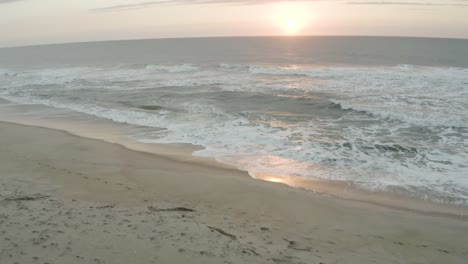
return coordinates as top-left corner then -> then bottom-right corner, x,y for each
1,121 -> 468,264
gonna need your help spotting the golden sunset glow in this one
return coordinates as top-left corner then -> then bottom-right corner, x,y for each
265,177 -> 284,183
283,17 -> 300,34
270,2 -> 312,35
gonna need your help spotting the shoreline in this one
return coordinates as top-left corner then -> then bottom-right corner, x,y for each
0,109 -> 466,218
1,121 -> 468,263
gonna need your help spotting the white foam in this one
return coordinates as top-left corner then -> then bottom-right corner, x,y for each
249,64 -> 310,76
0,92 -> 170,128
145,64 -> 199,73
244,64 -> 468,128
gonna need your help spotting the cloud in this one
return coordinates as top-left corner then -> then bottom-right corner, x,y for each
93,0 -> 468,11
347,1 -> 468,6
92,0 -> 321,11
0,0 -> 24,4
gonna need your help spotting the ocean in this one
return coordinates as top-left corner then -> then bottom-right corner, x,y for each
1,36 -> 467,204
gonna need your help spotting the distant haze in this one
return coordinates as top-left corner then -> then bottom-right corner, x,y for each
1,0 -> 468,47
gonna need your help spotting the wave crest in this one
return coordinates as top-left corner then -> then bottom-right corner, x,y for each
145,64 -> 198,73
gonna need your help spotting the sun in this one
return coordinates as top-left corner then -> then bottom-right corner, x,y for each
284,17 -> 299,34
270,2 -> 311,36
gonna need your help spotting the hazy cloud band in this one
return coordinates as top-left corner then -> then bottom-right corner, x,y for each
92,0 -> 468,11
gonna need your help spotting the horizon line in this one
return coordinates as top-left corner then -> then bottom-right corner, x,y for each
1,34 -> 468,49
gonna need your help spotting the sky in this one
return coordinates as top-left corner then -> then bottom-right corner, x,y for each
0,0 -> 467,47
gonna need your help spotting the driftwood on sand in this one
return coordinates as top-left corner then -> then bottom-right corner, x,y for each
208,226 -> 237,240
147,206 -> 196,212
3,194 -> 49,202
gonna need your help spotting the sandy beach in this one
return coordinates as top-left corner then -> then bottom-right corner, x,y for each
1,121 -> 467,264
